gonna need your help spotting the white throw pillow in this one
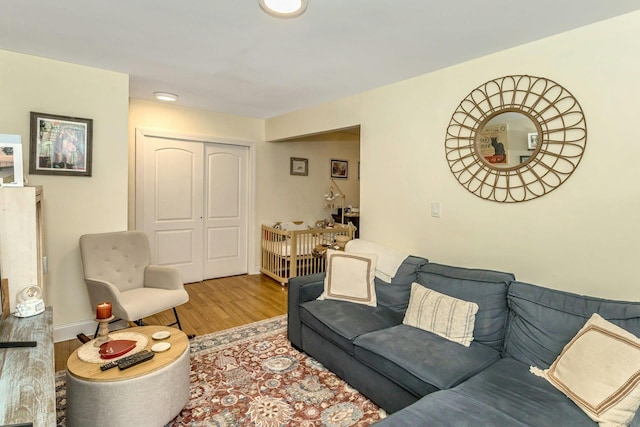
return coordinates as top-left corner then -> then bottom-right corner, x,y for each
402,283 -> 478,347
317,250 -> 377,307
530,313 -> 640,426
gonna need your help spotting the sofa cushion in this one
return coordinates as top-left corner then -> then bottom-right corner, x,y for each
353,325 -> 500,397
532,313 -> 640,426
403,283 -> 478,347
374,255 -> 429,312
299,299 -> 403,355
375,358 -> 594,427
318,250 -> 377,306
504,281 -> 640,368
416,262 -> 514,350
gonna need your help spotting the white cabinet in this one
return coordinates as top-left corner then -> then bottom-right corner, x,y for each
0,186 -> 45,312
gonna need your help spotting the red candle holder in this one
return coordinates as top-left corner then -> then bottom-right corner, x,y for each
94,315 -> 115,347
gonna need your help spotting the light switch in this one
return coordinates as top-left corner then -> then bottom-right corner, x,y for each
431,202 -> 441,218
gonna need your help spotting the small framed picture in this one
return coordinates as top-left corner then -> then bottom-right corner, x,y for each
0,134 -> 24,187
519,155 -> 531,163
290,157 -> 308,176
527,132 -> 539,150
29,112 -> 93,176
331,159 -> 348,179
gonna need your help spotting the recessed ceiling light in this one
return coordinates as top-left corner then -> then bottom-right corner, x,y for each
259,0 -> 308,18
154,92 -> 179,102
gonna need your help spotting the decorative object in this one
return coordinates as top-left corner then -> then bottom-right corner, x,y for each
95,302 -> 112,319
323,178 -> 346,223
76,330 -> 148,363
478,122 -> 508,164
289,157 -> 308,176
98,339 -> 137,359
29,112 -> 93,176
527,132 -> 539,150
56,316 -> 385,426
259,0 -> 308,18
330,159 -> 348,178
445,75 -> 587,203
519,155 -> 530,163
13,285 -> 45,318
0,134 -> 24,187
93,314 -> 114,347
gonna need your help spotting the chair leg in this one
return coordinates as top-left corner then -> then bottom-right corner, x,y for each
169,307 -> 195,339
172,307 -> 182,330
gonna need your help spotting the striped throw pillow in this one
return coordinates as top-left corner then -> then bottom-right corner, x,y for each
403,283 -> 478,347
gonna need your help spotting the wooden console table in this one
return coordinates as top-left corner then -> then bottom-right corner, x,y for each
0,307 -> 55,427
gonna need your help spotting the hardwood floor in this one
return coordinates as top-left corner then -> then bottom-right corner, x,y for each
54,274 -> 288,371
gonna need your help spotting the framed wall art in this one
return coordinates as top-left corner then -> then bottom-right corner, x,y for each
0,134 -> 24,187
290,157 -> 308,176
527,132 -> 539,150
29,112 -> 93,176
330,159 -> 348,179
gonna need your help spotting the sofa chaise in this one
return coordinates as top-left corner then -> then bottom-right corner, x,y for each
287,243 -> 640,426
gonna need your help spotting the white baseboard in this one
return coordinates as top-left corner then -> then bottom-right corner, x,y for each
53,319 -> 129,343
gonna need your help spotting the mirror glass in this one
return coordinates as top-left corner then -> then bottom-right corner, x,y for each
476,111 -> 539,169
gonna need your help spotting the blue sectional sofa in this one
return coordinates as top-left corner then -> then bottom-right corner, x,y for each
287,255 -> 640,426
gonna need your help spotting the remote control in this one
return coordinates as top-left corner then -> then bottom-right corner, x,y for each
118,350 -> 155,370
100,360 -> 119,371
99,349 -> 154,371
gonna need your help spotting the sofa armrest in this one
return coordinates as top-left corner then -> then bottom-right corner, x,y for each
287,272 -> 325,349
144,265 -> 184,291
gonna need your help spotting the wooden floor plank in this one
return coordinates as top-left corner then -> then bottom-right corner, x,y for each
54,274 -> 287,371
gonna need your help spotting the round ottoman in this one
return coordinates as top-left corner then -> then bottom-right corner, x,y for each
65,326 -> 190,427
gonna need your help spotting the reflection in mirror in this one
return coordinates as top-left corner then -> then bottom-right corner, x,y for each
477,111 -> 539,169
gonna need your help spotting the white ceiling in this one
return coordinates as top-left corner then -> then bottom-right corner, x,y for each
2,1 -> 640,119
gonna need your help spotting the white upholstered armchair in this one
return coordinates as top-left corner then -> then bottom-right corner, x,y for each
79,230 -> 189,330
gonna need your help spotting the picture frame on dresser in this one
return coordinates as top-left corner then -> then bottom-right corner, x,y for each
0,134 -> 24,187
29,111 -> 93,176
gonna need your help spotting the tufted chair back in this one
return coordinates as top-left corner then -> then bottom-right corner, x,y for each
79,231 -> 152,293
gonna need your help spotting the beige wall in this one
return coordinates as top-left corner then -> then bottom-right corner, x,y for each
0,50 -> 129,328
266,11 -> 640,300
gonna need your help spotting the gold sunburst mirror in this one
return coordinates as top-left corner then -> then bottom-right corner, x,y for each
445,75 -> 587,203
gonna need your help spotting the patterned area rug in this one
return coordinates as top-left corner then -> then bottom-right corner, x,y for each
55,315 -> 386,426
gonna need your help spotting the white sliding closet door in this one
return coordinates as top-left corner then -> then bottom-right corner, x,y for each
136,129 -> 249,283
203,143 -> 248,278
